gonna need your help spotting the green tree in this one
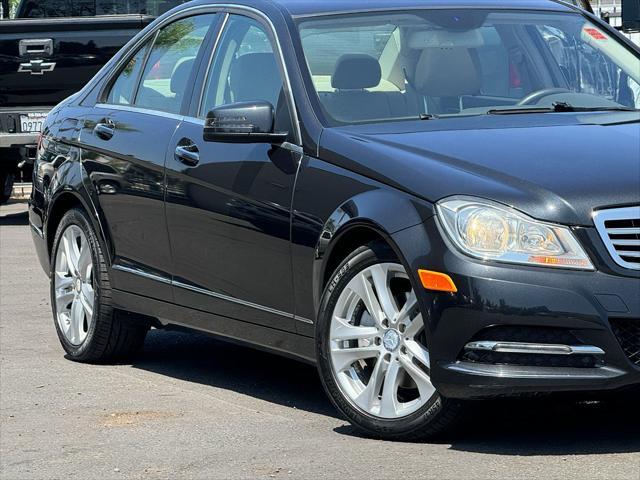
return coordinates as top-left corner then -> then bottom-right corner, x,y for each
8,0 -> 19,17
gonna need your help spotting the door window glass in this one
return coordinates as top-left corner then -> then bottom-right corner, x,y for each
106,42 -> 151,105
135,14 -> 216,113
537,24 -> 640,108
200,15 -> 288,123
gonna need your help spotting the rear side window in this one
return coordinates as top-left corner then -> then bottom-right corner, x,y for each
106,42 -> 151,106
135,14 -> 216,113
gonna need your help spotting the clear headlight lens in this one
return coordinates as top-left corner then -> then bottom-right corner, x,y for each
436,197 -> 594,270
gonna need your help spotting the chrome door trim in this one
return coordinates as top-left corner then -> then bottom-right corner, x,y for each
95,103 -> 185,122
173,280 -> 295,320
295,315 -> 314,324
196,12 -> 229,116
113,264 -> 313,323
112,264 -> 172,285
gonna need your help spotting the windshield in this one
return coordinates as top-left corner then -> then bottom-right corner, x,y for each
298,9 -> 640,126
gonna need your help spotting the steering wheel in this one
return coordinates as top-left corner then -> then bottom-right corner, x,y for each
517,88 -> 572,106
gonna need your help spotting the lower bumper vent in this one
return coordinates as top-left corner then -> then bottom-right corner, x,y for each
610,318 -> 640,367
460,326 -> 604,369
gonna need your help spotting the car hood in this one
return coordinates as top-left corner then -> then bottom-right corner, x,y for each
319,111 -> 640,226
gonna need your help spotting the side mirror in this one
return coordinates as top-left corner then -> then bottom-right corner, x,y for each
203,101 -> 288,144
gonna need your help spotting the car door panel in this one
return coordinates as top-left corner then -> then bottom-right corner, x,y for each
76,12 -> 218,301
79,108 -> 178,300
164,13 -> 301,332
165,119 -> 299,331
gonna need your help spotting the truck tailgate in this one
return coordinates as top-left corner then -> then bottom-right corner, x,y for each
0,15 -> 147,108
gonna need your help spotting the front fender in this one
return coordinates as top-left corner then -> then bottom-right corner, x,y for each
309,188 -> 434,321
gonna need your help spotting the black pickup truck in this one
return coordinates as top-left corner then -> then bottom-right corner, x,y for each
0,0 -> 186,203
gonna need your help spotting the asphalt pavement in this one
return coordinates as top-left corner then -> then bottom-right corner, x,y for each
1,199 -> 639,480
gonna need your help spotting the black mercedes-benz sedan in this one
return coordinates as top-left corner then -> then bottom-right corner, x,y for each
29,0 -> 640,440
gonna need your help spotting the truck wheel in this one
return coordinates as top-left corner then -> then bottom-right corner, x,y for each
50,208 -> 148,362
316,242 -> 462,441
0,171 -> 14,205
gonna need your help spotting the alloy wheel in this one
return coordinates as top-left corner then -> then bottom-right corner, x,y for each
329,263 -> 436,419
53,225 -> 95,346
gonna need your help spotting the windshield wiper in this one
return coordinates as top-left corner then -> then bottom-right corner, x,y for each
488,102 -> 639,115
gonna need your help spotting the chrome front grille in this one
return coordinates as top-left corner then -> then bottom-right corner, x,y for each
594,206 -> 640,270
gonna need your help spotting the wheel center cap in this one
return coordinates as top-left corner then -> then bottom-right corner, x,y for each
383,329 -> 400,352
75,278 -> 82,293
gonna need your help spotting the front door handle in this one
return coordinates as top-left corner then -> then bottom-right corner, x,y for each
175,142 -> 200,167
94,120 -> 115,141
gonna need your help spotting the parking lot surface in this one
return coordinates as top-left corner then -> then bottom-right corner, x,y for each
1,200 -> 639,480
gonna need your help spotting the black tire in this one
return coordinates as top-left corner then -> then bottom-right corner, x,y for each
0,171 -> 14,205
316,242 -> 462,441
50,208 -> 148,362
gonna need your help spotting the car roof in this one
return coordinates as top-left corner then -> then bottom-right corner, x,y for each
268,0 -> 575,18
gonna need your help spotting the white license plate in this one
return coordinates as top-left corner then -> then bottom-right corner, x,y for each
20,112 -> 47,133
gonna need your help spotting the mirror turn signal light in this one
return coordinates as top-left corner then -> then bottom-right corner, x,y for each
418,269 -> 458,293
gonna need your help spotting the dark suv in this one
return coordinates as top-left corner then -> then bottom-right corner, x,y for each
29,0 -> 640,440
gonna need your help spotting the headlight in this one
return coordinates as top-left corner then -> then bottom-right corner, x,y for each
436,197 -> 594,270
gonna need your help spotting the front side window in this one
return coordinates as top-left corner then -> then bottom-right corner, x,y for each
200,15 -> 286,120
298,9 -> 640,125
135,14 -> 216,113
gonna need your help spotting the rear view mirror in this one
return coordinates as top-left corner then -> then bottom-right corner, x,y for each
203,101 -> 288,144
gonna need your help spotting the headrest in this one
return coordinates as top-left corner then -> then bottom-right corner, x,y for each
229,53 -> 282,106
331,54 -> 381,90
408,29 -> 485,49
414,48 -> 481,97
170,58 -> 195,95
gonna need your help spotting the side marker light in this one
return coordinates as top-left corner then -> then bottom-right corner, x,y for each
418,269 -> 458,293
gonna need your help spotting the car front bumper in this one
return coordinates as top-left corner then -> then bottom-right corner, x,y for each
393,216 -> 640,399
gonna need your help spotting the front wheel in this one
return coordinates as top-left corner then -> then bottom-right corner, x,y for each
316,242 -> 462,440
50,208 -> 148,362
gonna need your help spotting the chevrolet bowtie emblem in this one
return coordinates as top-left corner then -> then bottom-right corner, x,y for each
18,59 -> 56,75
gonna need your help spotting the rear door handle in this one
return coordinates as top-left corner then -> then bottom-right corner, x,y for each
94,120 -> 115,141
175,143 -> 199,167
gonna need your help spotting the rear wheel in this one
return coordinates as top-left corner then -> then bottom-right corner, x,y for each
50,208 -> 148,362
316,242 -> 462,440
